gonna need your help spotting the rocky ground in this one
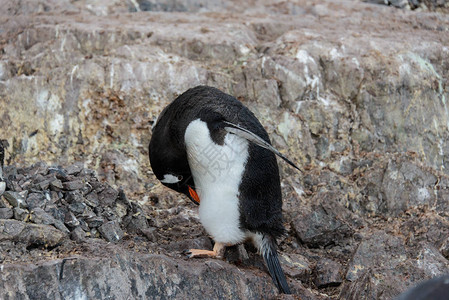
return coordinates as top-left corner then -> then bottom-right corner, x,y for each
1,0 -> 449,299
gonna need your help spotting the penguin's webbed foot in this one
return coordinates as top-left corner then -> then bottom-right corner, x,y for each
184,249 -> 219,258
184,242 -> 226,259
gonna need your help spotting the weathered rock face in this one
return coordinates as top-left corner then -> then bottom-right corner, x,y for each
1,247 -> 283,300
1,0 -> 449,299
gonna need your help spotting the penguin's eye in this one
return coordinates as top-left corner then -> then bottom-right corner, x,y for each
161,174 -> 182,184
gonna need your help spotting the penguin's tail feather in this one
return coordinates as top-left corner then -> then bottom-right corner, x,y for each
260,234 -> 292,294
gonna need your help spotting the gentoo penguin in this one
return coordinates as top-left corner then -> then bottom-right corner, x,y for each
149,86 -> 300,294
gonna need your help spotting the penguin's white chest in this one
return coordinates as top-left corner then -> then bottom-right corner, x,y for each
184,119 -> 249,244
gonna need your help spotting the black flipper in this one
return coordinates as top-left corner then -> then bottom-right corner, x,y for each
223,121 -> 302,172
260,234 -> 292,294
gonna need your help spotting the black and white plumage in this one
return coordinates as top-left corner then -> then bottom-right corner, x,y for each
149,86 -> 296,294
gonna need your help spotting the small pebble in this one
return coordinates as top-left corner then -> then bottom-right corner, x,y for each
98,221 -> 124,243
63,180 -> 85,191
70,226 -> 86,242
14,207 -> 29,221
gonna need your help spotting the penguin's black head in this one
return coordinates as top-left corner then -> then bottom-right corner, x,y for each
149,155 -> 200,204
158,171 -> 199,205
149,125 -> 200,205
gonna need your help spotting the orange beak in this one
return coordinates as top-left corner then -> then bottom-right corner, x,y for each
188,186 -> 200,204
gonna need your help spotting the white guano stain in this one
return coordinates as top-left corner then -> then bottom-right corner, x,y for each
109,63 -> 114,88
70,65 -> 78,88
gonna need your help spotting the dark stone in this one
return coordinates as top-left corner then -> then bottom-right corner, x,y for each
18,177 -> 33,190
26,192 -> 46,209
13,207 -> 29,221
79,168 -> 96,177
79,219 -> 90,232
279,253 -> 312,282
124,215 -> 149,234
98,185 -> 119,206
98,221 -> 124,243
70,226 -> 86,242
66,162 -> 84,175
50,191 -> 61,202
3,191 -> 28,208
314,258 -> 343,288
85,216 -> 104,228
224,244 -> 249,264
63,180 -> 85,191
89,179 -> 104,192
79,183 -> 93,196
117,188 -> 131,206
37,179 -> 50,190
47,206 -> 66,223
340,269 -> 393,300
0,219 -> 66,248
30,207 -> 57,225
94,206 -> 103,215
141,227 -> 157,242
35,174 -> 57,190
52,219 -> 70,234
49,179 -> 64,190
292,200 -> 354,247
66,191 -> 83,203
64,211 -> 80,228
0,207 -> 13,219
31,173 -> 45,184
29,207 -> 69,234
4,167 -> 22,192
68,202 -> 87,215
80,207 -> 96,219
414,243 -> 449,278
84,191 -> 100,207
101,207 -> 120,222
48,167 -> 69,181
0,218 -> 26,239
